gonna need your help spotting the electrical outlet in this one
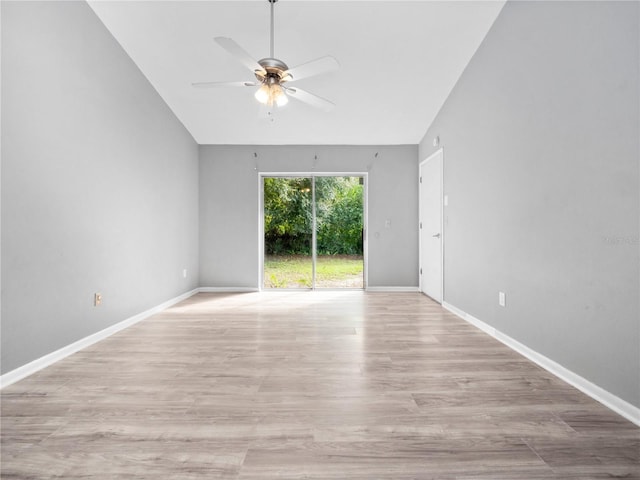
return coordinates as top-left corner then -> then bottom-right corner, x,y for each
498,291 -> 506,307
94,293 -> 102,307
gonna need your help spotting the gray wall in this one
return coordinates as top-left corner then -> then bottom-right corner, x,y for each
199,145 -> 418,289
419,1 -> 639,407
1,1 -> 200,374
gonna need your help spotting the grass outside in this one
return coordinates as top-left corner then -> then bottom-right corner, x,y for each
264,254 -> 364,289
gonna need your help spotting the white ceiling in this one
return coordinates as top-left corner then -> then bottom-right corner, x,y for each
88,1 -> 505,145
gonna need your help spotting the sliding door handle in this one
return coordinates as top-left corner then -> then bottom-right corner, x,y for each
432,233 -> 441,238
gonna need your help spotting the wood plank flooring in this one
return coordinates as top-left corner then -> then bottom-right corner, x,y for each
2,292 -> 638,479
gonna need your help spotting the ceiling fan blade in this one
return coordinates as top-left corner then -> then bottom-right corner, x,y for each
214,37 -> 265,75
285,87 -> 335,112
192,81 -> 258,88
284,56 -> 339,82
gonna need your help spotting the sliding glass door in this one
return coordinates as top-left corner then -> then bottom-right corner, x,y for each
262,175 -> 365,289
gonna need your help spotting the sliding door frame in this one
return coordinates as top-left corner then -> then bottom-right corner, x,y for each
258,172 -> 369,291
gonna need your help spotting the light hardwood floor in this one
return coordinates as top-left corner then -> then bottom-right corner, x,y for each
1,292 -> 638,479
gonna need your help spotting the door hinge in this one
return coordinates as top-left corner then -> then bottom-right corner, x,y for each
419,176 -> 422,184
420,268 -> 422,274
419,222 -> 422,229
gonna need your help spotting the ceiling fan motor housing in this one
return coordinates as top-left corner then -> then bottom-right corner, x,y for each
256,57 -> 291,83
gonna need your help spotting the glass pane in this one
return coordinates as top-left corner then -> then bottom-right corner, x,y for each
263,177 -> 313,289
315,176 -> 364,288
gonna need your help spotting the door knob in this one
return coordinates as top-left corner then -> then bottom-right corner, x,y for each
432,233 -> 441,238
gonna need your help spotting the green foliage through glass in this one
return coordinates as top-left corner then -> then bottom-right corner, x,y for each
263,176 -> 363,256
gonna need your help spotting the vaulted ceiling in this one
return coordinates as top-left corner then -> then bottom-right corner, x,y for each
88,1 -> 505,145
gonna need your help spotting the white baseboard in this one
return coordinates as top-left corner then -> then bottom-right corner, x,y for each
366,286 -> 420,292
442,301 -> 640,427
0,288 -> 199,389
198,287 -> 259,293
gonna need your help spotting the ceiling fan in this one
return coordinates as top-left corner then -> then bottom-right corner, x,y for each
192,0 -> 339,112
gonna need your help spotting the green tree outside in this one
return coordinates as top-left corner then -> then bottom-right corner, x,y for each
263,176 -> 363,255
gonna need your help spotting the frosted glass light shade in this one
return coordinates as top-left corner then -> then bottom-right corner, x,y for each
273,85 -> 288,107
254,84 -> 271,104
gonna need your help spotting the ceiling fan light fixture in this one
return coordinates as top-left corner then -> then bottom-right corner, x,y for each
254,81 -> 288,107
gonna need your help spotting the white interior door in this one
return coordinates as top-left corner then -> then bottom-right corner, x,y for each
419,150 -> 443,302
